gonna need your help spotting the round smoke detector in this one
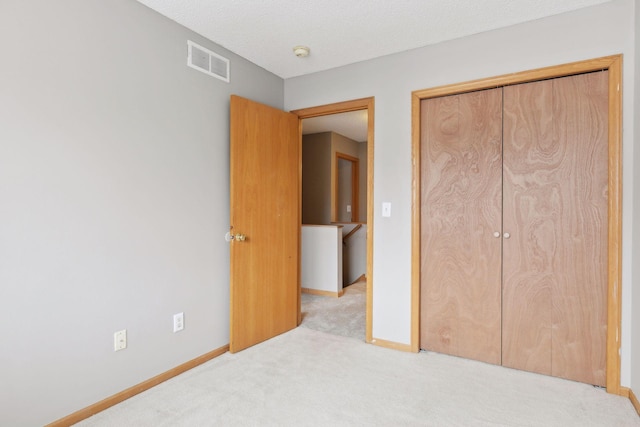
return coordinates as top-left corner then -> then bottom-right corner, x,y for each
293,46 -> 310,58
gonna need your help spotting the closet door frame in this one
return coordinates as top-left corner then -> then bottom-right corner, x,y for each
410,55 -> 623,394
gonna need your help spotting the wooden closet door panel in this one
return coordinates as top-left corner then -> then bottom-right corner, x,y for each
550,72 -> 608,386
420,88 -> 503,365
502,80 -> 554,376
503,72 -> 608,386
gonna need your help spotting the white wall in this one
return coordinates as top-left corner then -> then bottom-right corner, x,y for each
342,224 -> 367,285
301,225 -> 343,293
0,0 -> 283,425
285,0 -> 636,387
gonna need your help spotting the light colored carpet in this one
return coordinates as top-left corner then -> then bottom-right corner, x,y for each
299,280 -> 366,341
77,327 -> 639,426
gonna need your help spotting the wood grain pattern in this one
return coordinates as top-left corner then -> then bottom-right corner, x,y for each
411,92 -> 422,352
606,56 -> 623,394
365,100 -> 374,344
229,95 -> 299,353
420,88 -> 503,365
411,55 -> 622,392
549,72 -> 608,386
502,80 -> 554,376
502,72 -> 608,386
291,97 -> 374,118
412,55 -> 621,101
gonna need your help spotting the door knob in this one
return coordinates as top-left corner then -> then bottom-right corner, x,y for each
503,232 -> 510,239
225,231 -> 246,242
493,231 -> 500,238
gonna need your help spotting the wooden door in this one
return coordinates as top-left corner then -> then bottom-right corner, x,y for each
419,88 -> 503,365
502,72 -> 608,385
229,95 -> 300,353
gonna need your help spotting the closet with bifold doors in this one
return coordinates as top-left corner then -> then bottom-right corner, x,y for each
419,71 -> 608,386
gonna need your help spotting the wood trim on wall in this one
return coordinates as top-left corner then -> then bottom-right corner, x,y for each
370,337 -> 413,352
629,388 -> 640,417
293,97 -> 374,118
619,386 -> 631,398
365,101 -> 374,344
46,345 -> 229,427
410,55 -> 623,394
301,287 -> 345,298
350,273 -> 366,285
343,224 -> 363,242
293,97 -> 375,344
410,88 -> 422,353
605,56 -> 623,395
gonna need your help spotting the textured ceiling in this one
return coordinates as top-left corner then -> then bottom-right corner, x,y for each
136,0 -> 610,79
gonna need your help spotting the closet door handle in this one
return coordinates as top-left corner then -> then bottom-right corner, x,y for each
503,232 -> 511,239
493,231 -> 500,238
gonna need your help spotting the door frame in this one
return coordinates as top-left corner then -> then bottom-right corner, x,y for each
410,55 -> 623,394
292,97 -> 375,343
333,152 -> 360,223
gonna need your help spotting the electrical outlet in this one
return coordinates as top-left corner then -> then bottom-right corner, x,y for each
114,329 -> 127,351
173,312 -> 184,332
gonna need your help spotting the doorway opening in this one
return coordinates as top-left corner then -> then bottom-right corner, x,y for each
335,153 -> 359,223
292,98 -> 374,343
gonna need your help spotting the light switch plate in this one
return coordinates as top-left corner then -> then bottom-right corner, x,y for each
382,202 -> 391,217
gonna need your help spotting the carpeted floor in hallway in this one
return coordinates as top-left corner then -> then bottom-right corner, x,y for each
299,280 -> 366,341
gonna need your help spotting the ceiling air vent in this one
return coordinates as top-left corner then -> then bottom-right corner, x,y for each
187,40 -> 230,83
